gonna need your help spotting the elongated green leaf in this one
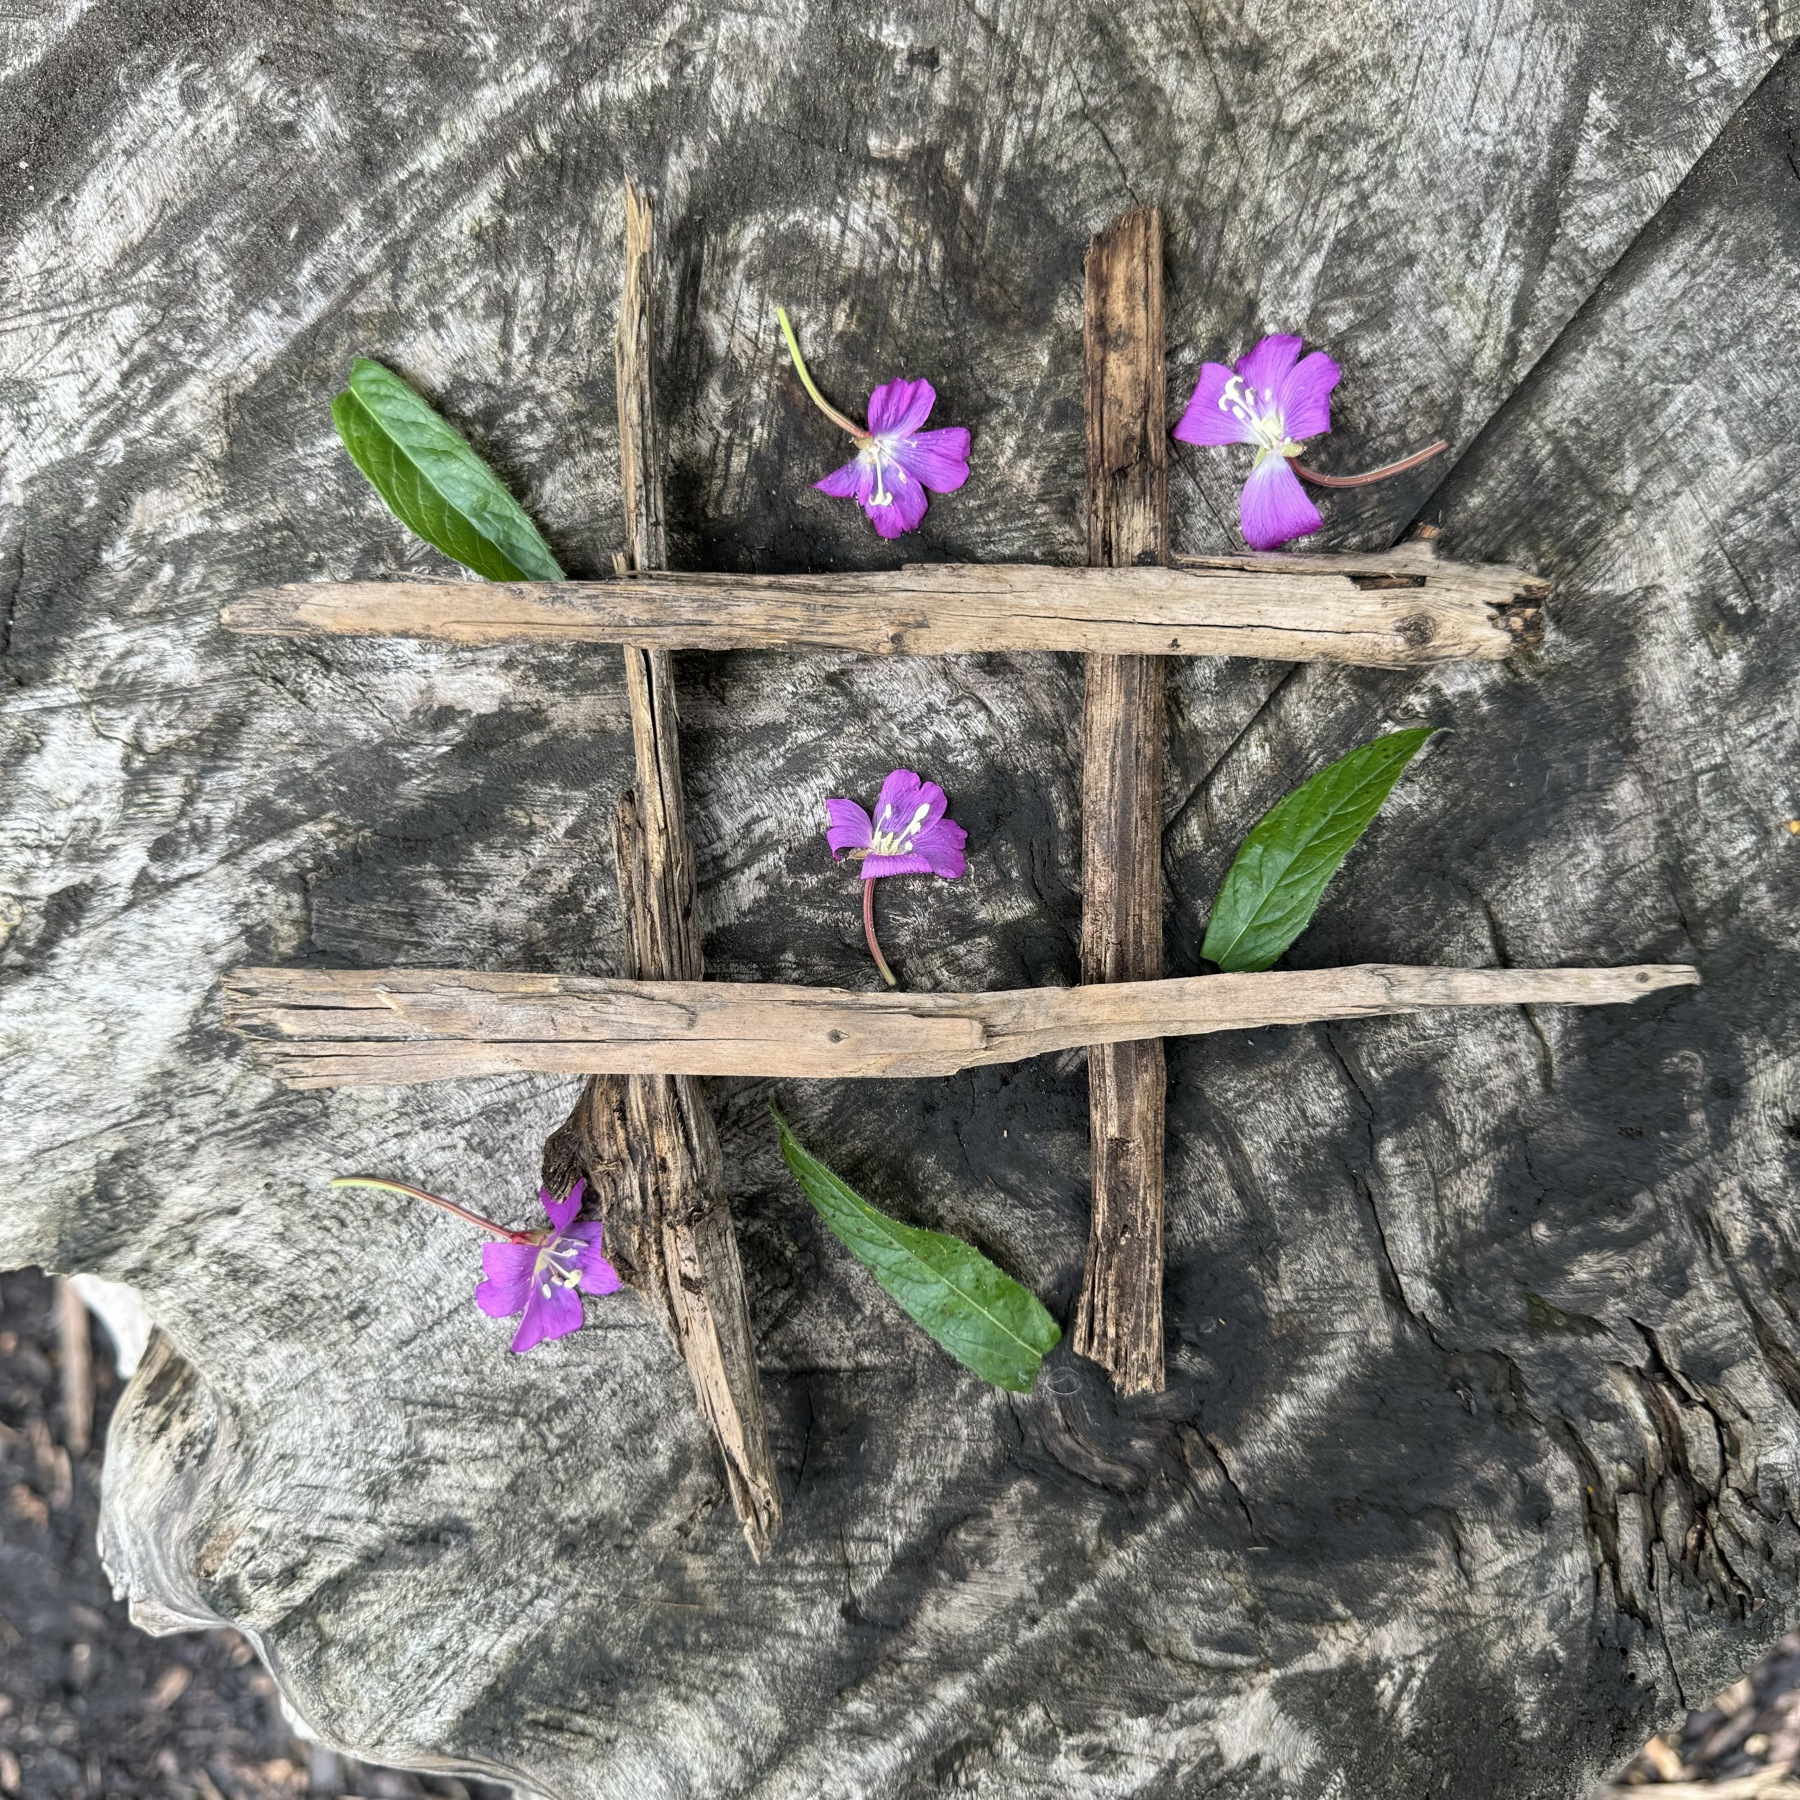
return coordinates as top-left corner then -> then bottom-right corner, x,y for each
773,1110 -> 1060,1393
1201,727 -> 1438,973
331,358 -> 564,583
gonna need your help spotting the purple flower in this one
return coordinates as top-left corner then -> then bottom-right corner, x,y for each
1173,334 -> 1341,551
474,1179 -> 623,1354
826,768 -> 967,879
813,378 -> 971,539
823,769 -> 966,987
777,309 -> 971,539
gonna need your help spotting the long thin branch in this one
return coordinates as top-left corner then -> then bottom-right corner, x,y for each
221,550 -> 1546,667
543,181 -> 778,1560
1077,206 -> 1170,1394
224,962 -> 1700,1087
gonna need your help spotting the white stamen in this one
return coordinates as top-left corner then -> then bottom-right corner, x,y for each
1216,372 -> 1304,465
866,440 -> 893,507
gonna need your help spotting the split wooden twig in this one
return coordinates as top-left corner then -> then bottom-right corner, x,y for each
220,545 -> 1544,667
540,183 -> 778,1560
223,961 -> 1698,1086
1077,207 -> 1169,1394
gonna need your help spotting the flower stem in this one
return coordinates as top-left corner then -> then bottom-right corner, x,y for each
1291,439 -> 1449,488
330,1175 -> 537,1244
862,877 -> 899,988
776,306 -> 867,439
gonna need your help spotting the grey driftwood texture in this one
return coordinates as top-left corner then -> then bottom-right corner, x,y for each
3,4 -> 1799,1796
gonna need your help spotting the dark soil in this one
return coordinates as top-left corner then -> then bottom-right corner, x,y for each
0,1269 -> 507,1800
1612,1635 -> 1800,1790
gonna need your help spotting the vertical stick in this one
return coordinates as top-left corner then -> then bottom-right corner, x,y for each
55,1277 -> 92,1457
1074,207 -> 1169,1396
545,182 -> 780,1558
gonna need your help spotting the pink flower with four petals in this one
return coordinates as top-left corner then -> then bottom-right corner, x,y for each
778,308 -> 971,539
823,769 -> 967,987
1174,332 -> 1448,551
330,1173 -> 623,1355
474,1180 -> 623,1354
1173,334 -> 1340,550
813,377 -> 972,538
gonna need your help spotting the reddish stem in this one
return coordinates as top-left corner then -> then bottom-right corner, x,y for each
1291,439 -> 1449,488
329,1175 -> 539,1244
863,877 -> 899,988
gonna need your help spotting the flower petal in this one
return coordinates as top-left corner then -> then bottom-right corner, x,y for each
1275,350 -> 1340,443
1234,334 -> 1304,411
475,1241 -> 537,1319
861,851 -> 936,877
557,1220 -> 621,1295
578,1251 -> 624,1296
894,426 -> 970,493
865,377 -> 936,437
913,816 -> 968,879
542,1178 -> 585,1234
873,770 -> 925,834
1239,455 -> 1322,551
865,463 -> 930,537
814,455 -> 872,500
510,1280 -> 584,1353
825,797 -> 873,858
1173,361 -> 1256,447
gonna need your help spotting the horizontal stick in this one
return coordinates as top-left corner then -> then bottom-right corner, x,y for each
220,547 -> 1546,668
224,962 -> 1697,1088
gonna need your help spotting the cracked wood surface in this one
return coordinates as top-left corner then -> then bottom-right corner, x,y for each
222,963 -> 1700,1086
5,4 -> 1800,1797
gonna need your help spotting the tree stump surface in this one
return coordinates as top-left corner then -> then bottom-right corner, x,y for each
3,6 -> 1798,1795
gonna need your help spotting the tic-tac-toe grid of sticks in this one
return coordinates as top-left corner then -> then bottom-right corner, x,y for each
222,191 -> 1697,1560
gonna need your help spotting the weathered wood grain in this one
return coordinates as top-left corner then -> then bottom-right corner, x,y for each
1077,208 -> 1170,1394
6,5 -> 1798,1797
542,184 -> 777,1558
218,548 -> 1545,666
221,962 -> 1698,1085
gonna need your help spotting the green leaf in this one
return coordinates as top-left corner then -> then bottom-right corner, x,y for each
331,358 -> 564,583
772,1109 -> 1061,1393
1201,727 -> 1438,973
